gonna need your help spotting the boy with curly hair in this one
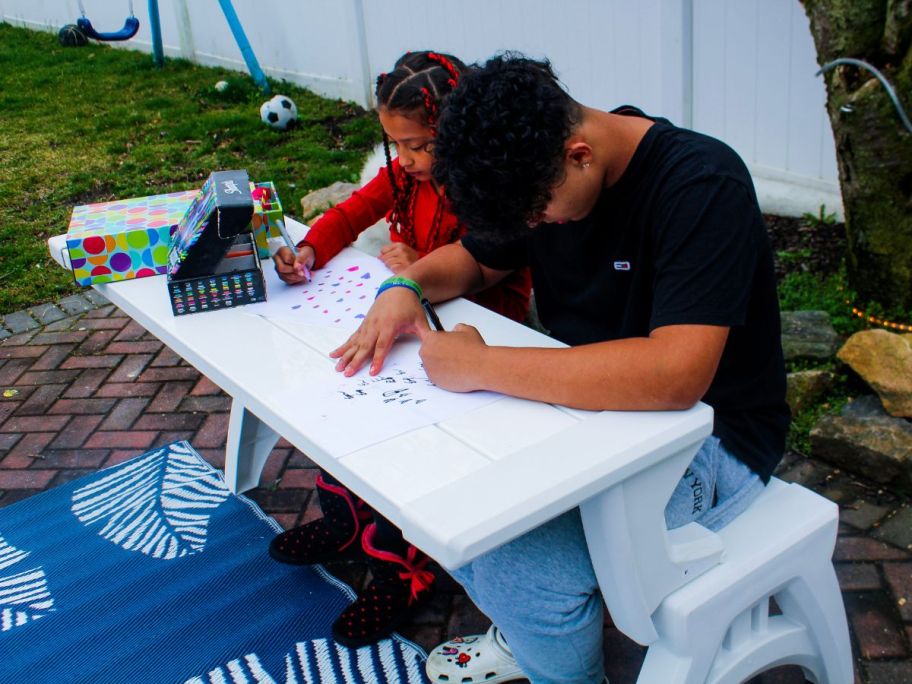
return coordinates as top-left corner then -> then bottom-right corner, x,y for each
332,54 -> 789,683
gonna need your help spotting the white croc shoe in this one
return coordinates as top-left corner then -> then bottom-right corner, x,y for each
425,625 -> 527,683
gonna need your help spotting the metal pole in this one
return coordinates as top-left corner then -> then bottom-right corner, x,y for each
348,0 -> 373,108
680,0 -> 694,129
217,0 -> 271,94
148,0 -> 164,67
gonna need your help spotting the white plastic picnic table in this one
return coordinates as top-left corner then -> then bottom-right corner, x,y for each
48,217 -> 720,647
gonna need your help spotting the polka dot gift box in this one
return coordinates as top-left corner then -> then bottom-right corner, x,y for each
65,190 -> 199,286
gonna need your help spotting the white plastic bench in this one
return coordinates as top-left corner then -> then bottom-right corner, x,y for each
581,474 -> 853,683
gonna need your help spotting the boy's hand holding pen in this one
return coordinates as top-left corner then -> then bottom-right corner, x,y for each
421,298 -> 444,331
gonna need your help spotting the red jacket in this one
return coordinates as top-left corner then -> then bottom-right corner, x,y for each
301,159 -> 531,323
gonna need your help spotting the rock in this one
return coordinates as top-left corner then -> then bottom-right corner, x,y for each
302,210 -> 388,258
780,310 -> 842,361
810,395 -> 912,494
837,329 -> 912,417
299,181 -> 359,221
352,220 -> 390,257
786,369 -> 834,415
299,178 -> 391,257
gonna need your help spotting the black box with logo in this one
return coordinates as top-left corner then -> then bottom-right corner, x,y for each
167,233 -> 266,316
166,170 -> 267,316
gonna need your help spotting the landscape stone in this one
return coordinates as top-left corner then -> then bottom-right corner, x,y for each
29,303 -> 66,325
840,499 -> 891,531
837,329 -> 912,418
82,289 -> 110,307
780,310 -> 841,360
810,396 -> 912,494
351,220 -> 390,258
57,294 -> 93,316
299,181 -> 359,221
2,310 -> 39,333
872,506 -> 912,550
786,369 -> 834,415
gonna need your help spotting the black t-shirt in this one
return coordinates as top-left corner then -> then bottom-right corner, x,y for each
461,108 -> 789,482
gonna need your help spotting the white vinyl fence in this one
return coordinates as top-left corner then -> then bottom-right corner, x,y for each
0,0 -> 842,216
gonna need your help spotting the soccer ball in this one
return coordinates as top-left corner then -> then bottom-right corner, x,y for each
260,95 -> 298,130
58,24 -> 88,47
214,80 -> 229,92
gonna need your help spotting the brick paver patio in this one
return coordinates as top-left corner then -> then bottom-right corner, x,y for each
2,291 -> 910,683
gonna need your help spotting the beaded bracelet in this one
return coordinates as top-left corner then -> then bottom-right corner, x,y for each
375,276 -> 423,301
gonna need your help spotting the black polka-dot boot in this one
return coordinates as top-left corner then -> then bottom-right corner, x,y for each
268,473 -> 372,565
331,522 -> 436,648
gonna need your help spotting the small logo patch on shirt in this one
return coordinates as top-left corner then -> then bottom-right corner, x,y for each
613,261 -> 631,271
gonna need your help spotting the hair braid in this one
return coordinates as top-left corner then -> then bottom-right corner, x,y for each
419,86 -> 439,127
381,129 -> 418,245
427,52 -> 460,88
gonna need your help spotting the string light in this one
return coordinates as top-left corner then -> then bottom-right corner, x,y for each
835,272 -> 912,338
846,301 -> 912,332
834,280 -> 912,332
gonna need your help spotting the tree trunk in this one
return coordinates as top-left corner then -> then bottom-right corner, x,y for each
803,0 -> 912,311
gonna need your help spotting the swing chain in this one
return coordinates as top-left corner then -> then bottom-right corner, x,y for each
78,0 -> 135,20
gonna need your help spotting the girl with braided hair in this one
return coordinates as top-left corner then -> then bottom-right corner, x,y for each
269,51 -> 531,649
273,50 -> 530,320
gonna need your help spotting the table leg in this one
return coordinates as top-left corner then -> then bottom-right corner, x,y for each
224,399 -> 281,493
579,441 -> 724,646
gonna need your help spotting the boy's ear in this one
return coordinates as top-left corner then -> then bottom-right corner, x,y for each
566,142 -> 593,168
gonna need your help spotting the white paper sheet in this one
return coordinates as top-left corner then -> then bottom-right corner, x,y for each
269,336 -> 503,456
250,250 -> 504,456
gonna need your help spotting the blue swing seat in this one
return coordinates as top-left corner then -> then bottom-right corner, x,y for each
77,15 -> 139,42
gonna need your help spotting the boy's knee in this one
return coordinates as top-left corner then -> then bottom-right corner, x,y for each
447,563 -> 473,589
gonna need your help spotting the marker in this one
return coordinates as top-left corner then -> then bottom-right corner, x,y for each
275,218 -> 311,280
421,298 -> 444,331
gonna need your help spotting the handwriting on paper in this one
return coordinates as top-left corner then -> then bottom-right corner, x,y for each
337,367 -> 434,405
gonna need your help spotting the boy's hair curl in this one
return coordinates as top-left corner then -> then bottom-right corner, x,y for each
432,53 -> 581,236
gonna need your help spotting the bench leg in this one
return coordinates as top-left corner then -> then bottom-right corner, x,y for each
638,571 -> 852,684
637,505 -> 852,684
224,400 -> 280,494
580,439 -> 724,646
770,558 -> 854,684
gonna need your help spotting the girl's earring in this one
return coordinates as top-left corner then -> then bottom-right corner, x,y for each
582,162 -> 591,169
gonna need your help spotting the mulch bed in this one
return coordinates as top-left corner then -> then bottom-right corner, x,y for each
765,214 -> 846,282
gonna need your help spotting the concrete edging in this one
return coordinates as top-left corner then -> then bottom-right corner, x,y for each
0,290 -> 111,339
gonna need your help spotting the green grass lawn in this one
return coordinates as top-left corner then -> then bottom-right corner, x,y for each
0,23 -> 380,314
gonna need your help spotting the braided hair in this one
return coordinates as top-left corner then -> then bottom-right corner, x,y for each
375,51 -> 466,251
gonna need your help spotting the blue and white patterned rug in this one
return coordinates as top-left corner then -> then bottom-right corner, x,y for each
0,441 -> 429,683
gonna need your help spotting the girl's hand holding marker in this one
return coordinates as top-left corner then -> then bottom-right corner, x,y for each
273,219 -> 313,284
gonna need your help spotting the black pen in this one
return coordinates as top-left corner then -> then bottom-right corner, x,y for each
421,298 -> 444,331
